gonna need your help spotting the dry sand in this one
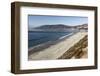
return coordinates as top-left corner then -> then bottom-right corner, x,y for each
29,32 -> 87,60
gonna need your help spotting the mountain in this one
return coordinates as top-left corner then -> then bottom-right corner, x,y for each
29,24 -> 88,32
34,24 -> 72,29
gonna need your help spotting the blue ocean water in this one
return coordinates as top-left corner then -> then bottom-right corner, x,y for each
28,31 -> 71,48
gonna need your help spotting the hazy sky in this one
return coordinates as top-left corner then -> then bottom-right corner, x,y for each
28,15 -> 88,28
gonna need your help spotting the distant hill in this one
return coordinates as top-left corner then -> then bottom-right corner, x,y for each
29,24 -> 88,32
34,24 -> 72,29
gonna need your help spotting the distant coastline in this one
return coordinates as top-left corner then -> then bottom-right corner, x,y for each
28,23 -> 88,55
29,24 -> 88,32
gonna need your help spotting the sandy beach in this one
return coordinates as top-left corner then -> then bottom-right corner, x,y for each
28,31 -> 87,60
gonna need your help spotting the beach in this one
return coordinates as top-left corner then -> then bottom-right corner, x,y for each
28,31 -> 88,60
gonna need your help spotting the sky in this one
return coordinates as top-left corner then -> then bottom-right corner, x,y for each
28,15 -> 88,28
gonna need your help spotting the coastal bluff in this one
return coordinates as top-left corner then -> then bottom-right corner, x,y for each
28,32 -> 87,60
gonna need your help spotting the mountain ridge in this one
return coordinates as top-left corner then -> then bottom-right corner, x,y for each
29,24 -> 88,32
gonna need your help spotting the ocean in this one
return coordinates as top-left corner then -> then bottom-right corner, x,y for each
28,31 -> 72,48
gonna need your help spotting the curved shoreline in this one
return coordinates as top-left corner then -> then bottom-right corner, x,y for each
28,32 -> 87,60
28,32 -> 75,54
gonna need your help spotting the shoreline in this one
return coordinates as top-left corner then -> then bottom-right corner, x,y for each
28,32 -> 75,55
28,31 -> 87,60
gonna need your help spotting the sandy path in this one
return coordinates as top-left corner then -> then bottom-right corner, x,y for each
29,32 -> 87,60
